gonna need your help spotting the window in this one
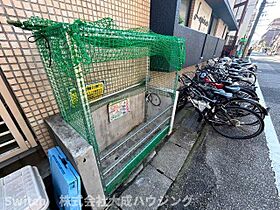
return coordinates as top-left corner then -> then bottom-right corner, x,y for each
226,35 -> 235,45
179,0 -> 192,27
208,15 -> 218,36
222,26 -> 227,39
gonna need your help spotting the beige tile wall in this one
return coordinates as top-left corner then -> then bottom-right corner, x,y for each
0,0 -> 150,152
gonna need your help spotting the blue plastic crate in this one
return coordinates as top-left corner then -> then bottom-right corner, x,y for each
48,146 -> 81,210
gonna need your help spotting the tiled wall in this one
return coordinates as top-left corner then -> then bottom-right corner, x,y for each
0,0 -> 150,152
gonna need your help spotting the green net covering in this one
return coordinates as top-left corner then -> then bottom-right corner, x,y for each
9,16 -> 187,194
9,15 -> 186,165
15,16 -> 186,72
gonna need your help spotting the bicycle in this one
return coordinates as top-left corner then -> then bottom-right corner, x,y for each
145,91 -> 161,106
187,90 -> 264,139
177,75 -> 265,139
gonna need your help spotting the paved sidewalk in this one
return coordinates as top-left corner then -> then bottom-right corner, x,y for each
157,55 -> 280,209
159,127 -> 280,209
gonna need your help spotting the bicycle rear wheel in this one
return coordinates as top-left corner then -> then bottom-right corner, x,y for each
177,87 -> 188,111
241,71 -> 256,85
235,88 -> 258,101
237,79 -> 254,87
224,98 -> 266,120
210,106 -> 264,139
147,92 -> 161,106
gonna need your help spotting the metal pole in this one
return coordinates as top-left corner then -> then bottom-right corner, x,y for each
230,0 -> 249,55
242,0 -> 267,57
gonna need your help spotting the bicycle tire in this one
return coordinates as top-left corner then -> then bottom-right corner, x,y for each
240,71 -> 257,85
177,87 -> 188,111
147,92 -> 161,106
235,88 -> 259,101
223,98 -> 266,120
237,79 -> 254,87
210,106 -> 264,139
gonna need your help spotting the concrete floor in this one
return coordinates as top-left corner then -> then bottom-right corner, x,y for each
160,53 -> 280,209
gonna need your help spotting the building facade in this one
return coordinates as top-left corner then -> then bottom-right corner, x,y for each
271,33 -> 280,54
224,0 -> 259,56
151,0 -> 237,66
259,18 -> 280,48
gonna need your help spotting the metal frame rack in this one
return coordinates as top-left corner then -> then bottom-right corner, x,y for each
9,17 -> 186,196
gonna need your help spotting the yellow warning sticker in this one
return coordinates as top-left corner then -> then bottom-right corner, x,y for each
69,82 -> 104,106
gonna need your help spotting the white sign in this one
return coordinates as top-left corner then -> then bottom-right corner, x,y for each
108,98 -> 130,122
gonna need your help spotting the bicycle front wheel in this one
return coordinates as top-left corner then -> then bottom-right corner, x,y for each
210,106 -> 264,139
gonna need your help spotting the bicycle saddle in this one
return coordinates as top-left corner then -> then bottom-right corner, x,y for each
213,89 -> 233,99
224,86 -> 240,93
228,71 -> 239,76
230,64 -> 241,69
228,68 -> 241,72
220,79 -> 232,86
240,63 -> 251,66
230,75 -> 244,79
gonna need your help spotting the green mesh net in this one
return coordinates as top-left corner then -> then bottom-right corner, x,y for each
15,16 -> 186,72
9,16 -> 187,194
9,16 -> 186,161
